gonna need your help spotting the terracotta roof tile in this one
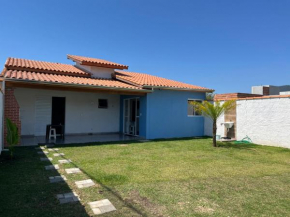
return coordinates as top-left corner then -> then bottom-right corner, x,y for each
5,57 -> 89,76
67,54 -> 128,69
116,70 -> 213,91
3,70 -> 144,90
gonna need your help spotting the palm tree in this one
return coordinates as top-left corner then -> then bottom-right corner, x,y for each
190,100 -> 236,147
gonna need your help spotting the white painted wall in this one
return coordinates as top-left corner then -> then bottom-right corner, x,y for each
236,98 -> 290,148
204,116 -> 213,136
76,63 -> 115,79
14,88 -> 120,136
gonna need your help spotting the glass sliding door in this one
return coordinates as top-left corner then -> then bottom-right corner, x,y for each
123,98 -> 140,136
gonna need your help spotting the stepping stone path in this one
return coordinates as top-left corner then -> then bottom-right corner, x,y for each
88,199 -> 116,215
53,153 -> 65,156
48,148 -> 54,151
53,148 -> 59,151
58,159 -> 72,164
75,179 -> 95,189
57,192 -> 80,204
49,175 -> 67,183
40,157 -> 53,161
65,168 -> 82,174
38,151 -> 48,154
45,164 -> 59,170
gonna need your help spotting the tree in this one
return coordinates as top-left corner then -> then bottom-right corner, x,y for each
190,100 -> 236,147
6,118 -> 19,159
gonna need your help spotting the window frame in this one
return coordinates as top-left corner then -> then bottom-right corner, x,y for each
187,99 -> 203,117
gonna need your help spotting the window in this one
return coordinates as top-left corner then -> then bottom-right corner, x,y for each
187,100 -> 202,116
98,99 -> 108,109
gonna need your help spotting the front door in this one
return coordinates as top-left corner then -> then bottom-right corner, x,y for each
51,97 -> 66,134
124,98 -> 140,136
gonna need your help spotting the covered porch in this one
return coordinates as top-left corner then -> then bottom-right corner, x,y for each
21,133 -> 143,146
5,81 -> 149,146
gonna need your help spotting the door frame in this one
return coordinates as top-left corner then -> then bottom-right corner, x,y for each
123,97 -> 140,136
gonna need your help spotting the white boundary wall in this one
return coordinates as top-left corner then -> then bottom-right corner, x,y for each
216,97 -> 290,148
236,97 -> 290,148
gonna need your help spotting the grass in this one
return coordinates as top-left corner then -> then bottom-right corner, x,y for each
1,138 -> 290,216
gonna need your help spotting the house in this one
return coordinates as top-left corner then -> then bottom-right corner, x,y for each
252,85 -> 290,95
0,54 -> 213,149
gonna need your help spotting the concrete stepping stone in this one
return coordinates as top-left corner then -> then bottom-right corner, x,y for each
49,175 -> 67,183
45,164 -> 59,170
38,151 -> 48,154
65,168 -> 82,174
119,144 -> 128,147
40,157 -> 53,161
75,179 -> 95,189
53,153 -> 65,156
58,159 -> 72,164
48,148 -> 54,151
53,148 -> 59,151
88,199 -> 116,215
57,192 -> 80,204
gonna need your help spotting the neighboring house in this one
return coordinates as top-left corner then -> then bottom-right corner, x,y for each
252,85 -> 290,95
0,54 -> 213,149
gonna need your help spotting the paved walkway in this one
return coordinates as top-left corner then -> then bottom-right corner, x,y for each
38,146 -> 117,215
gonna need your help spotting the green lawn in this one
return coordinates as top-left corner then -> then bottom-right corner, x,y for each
1,138 -> 290,217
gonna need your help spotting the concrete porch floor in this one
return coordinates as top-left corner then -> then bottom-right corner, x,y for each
21,133 -> 143,146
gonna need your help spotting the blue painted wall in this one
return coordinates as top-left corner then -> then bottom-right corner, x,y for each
146,89 -> 206,139
120,90 -> 206,140
119,95 -> 147,138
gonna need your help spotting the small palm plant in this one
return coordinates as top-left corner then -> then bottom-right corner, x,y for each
190,100 -> 236,147
6,118 -> 19,159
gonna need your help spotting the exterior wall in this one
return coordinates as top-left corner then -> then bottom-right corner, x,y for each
204,116 -> 213,137
4,87 -> 21,146
224,105 -> 236,139
14,88 -> 120,136
0,86 -> 3,151
236,98 -> 290,148
146,89 -> 206,139
216,107 -> 225,138
119,95 -> 147,138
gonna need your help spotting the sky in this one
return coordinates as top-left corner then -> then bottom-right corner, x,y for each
1,0 -> 290,94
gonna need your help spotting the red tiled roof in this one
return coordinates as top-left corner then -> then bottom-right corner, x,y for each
116,70 -> 213,91
67,54 -> 128,69
5,57 -> 89,77
3,70 -> 144,90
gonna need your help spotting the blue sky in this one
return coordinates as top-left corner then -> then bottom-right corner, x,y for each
1,0 -> 290,93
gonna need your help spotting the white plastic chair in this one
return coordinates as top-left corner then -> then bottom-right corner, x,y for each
49,127 -> 57,140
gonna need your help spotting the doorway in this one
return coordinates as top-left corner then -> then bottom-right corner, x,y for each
124,98 -> 140,136
51,97 -> 66,134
